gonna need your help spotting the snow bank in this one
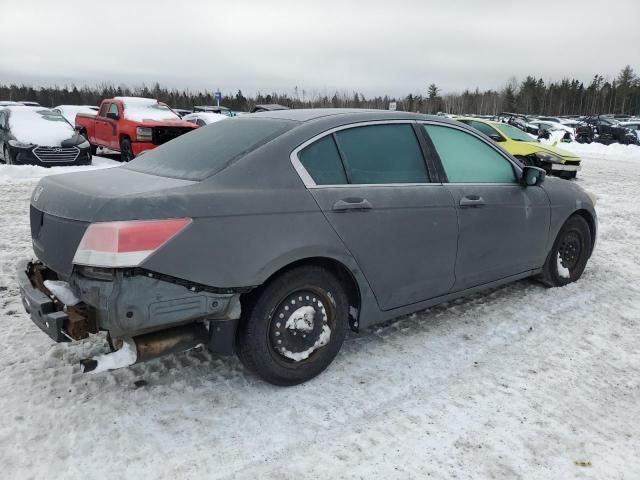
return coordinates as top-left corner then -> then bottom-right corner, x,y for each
8,107 -> 76,146
540,138 -> 640,160
0,156 -> 120,183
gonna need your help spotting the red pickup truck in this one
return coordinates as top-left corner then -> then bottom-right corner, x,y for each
75,97 -> 198,161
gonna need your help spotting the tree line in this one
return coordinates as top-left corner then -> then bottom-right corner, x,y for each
1,65 -> 638,116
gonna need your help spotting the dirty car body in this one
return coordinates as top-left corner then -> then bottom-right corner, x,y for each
17,109 -> 597,384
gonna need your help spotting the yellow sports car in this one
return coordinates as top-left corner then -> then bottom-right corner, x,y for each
456,117 -> 581,179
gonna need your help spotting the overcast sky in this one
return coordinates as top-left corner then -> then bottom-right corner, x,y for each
1,0 -> 638,97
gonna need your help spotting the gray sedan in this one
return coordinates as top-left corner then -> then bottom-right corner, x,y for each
17,109 -> 597,385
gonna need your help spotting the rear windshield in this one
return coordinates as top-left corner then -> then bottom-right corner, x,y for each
125,117 -> 295,180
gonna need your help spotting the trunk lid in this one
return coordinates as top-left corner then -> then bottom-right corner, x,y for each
30,167 -> 196,277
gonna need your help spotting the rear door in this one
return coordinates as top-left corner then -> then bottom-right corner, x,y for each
293,121 -> 458,311
422,123 -> 550,291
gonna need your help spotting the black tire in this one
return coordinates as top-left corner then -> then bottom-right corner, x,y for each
237,266 -> 348,386
3,146 -> 12,165
539,215 -> 592,287
90,143 -> 98,156
120,138 -> 134,162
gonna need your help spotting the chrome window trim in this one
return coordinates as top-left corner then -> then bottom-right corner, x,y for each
289,120 -> 440,189
418,120 -> 524,185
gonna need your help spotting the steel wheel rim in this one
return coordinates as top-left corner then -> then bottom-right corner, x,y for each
268,287 -> 335,365
558,230 -> 582,272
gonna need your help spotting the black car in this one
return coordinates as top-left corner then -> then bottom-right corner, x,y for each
575,115 -> 640,145
0,106 -> 92,166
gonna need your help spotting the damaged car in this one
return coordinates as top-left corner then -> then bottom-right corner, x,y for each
17,109 -> 597,385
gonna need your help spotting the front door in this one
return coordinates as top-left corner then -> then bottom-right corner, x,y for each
295,122 -> 459,311
422,123 -> 550,291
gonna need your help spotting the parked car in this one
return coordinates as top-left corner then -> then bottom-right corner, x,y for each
0,106 -> 92,166
17,109 -> 597,385
457,117 -> 582,178
0,101 -> 22,106
575,115 -> 639,145
51,105 -> 99,124
75,97 -> 198,161
250,104 -> 290,113
528,120 -> 574,141
618,121 -> 640,141
193,105 -> 233,117
182,112 -> 228,127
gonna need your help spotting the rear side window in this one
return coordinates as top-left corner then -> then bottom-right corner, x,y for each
335,124 -> 428,184
125,117 -> 294,181
423,124 -> 516,184
298,135 -> 347,185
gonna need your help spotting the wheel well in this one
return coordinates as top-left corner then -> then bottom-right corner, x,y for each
573,209 -> 596,255
241,257 -> 362,331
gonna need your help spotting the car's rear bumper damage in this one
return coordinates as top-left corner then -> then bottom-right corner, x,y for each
16,259 -> 243,371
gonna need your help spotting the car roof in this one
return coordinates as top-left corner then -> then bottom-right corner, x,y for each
249,108 -> 447,124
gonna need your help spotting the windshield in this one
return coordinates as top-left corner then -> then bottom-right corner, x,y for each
493,122 -> 535,142
125,117 -> 295,181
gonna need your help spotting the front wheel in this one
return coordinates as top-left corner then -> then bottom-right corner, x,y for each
237,266 -> 349,386
539,215 -> 592,287
120,138 -> 134,162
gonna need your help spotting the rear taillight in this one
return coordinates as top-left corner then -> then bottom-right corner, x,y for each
73,218 -> 192,268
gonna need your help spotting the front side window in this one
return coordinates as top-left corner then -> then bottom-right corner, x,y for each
423,124 -> 516,184
99,103 -> 109,117
335,124 -> 428,184
298,135 -> 347,185
108,103 -> 119,117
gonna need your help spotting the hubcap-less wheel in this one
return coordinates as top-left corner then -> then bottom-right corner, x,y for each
237,266 -> 349,386
269,288 -> 334,363
539,215 -> 592,287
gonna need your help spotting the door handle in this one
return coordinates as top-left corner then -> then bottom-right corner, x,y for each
332,198 -> 373,212
459,195 -> 485,207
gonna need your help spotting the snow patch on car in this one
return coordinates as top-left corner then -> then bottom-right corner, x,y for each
556,252 -> 571,279
281,325 -> 331,362
43,280 -> 79,306
8,107 -> 76,146
117,97 -> 180,122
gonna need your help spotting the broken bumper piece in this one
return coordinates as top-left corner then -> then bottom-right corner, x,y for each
16,259 -> 97,342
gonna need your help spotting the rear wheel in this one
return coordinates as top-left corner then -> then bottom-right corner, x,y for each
237,266 -> 348,386
539,215 -> 592,287
120,138 -> 134,162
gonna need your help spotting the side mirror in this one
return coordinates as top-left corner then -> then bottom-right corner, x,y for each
106,112 -> 119,120
489,133 -> 505,142
522,166 -> 546,187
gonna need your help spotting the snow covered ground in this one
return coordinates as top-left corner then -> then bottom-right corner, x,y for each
1,146 -> 639,479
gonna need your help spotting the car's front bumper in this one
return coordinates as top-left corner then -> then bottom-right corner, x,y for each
550,163 -> 581,172
9,145 -> 92,167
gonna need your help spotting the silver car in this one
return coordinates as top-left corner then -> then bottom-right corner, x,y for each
17,109 -> 597,385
